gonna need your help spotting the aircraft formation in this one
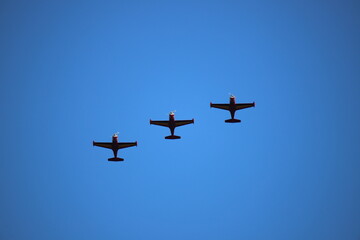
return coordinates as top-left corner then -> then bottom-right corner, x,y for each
93,95 -> 255,161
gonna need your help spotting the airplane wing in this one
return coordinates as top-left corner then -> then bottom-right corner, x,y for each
175,119 -> 194,127
117,142 -> 137,149
150,120 -> 169,127
210,103 -> 230,110
235,102 -> 255,110
93,142 -> 112,149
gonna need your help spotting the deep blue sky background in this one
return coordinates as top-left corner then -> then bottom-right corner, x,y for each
1,1 -> 360,239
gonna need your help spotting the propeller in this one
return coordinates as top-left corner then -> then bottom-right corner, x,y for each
229,93 -> 235,98
112,132 -> 119,137
169,110 -> 176,115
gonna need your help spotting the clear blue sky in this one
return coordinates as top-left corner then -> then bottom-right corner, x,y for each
1,0 -> 360,239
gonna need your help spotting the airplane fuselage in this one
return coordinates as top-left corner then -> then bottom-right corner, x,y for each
229,97 -> 237,119
111,136 -> 119,157
168,114 -> 176,135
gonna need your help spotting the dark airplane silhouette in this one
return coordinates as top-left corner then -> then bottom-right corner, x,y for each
210,95 -> 255,123
93,133 -> 137,161
150,111 -> 194,139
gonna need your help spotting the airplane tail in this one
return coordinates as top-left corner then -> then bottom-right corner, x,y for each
108,157 -> 124,162
165,135 -> 181,139
225,119 -> 241,123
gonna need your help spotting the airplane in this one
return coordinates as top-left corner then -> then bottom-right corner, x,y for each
93,132 -> 137,161
150,111 -> 194,139
210,95 -> 255,123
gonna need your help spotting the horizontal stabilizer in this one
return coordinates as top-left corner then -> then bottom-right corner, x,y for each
225,119 -> 241,123
108,157 -> 124,162
165,135 -> 181,139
